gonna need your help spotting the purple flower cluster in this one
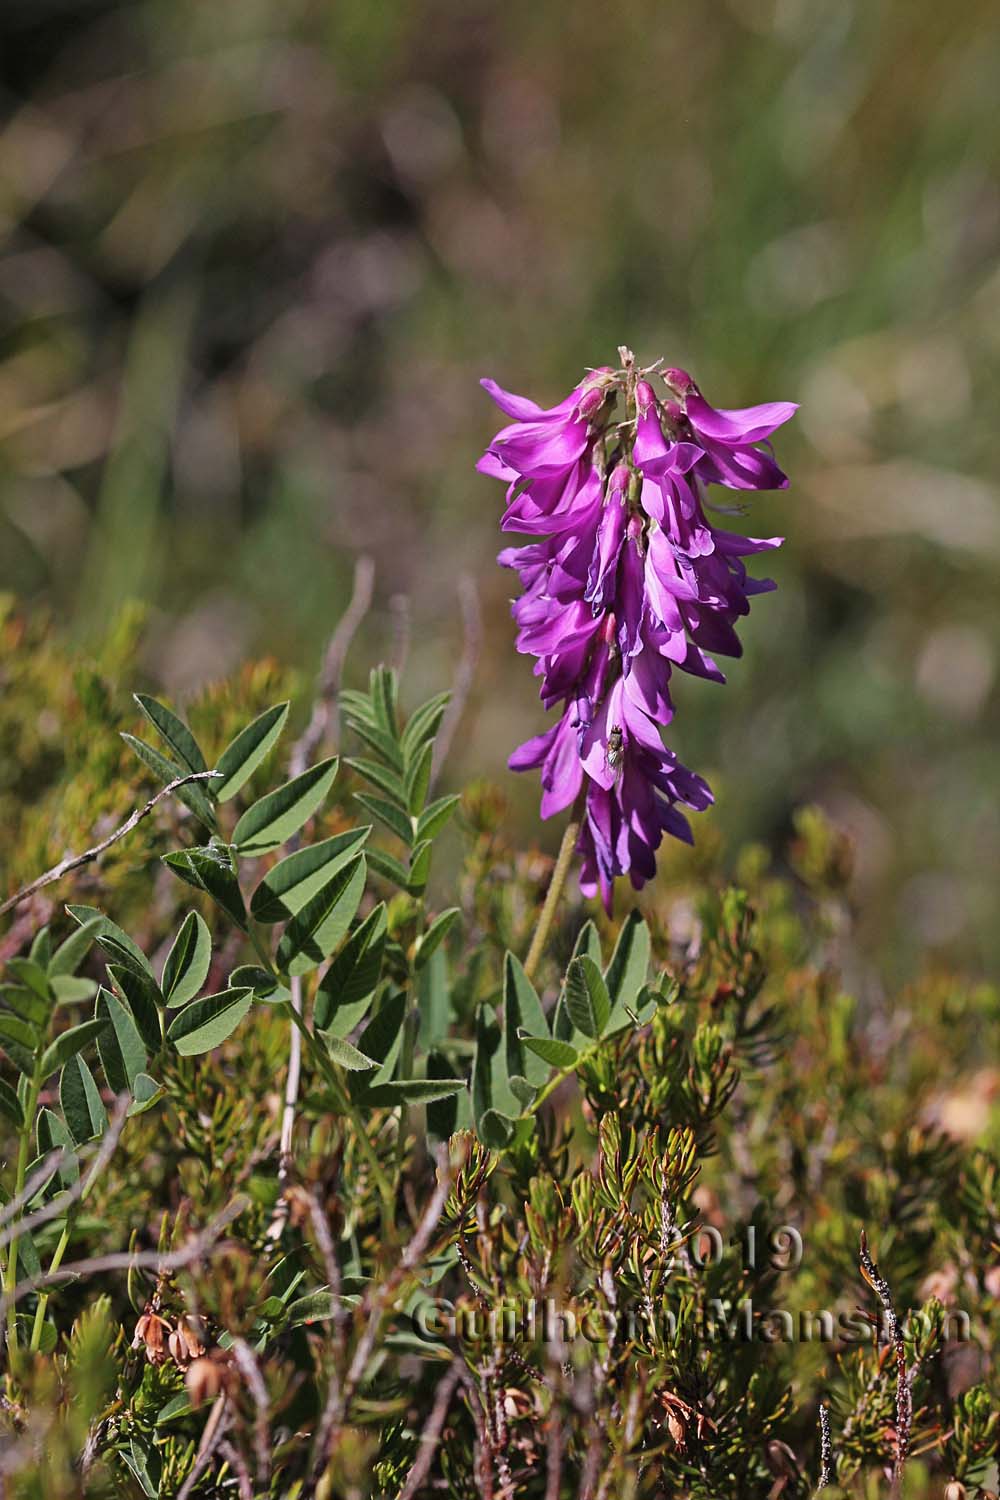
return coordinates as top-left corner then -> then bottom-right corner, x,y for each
478,351 -> 795,911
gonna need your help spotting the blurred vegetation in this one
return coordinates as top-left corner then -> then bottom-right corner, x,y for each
1,0 -> 999,983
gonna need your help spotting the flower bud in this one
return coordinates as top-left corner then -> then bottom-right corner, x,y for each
572,692 -> 592,731
663,366 -> 694,395
636,379 -> 657,414
577,385 -> 606,419
944,1484 -> 967,1500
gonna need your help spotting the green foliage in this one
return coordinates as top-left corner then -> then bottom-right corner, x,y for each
0,659 -> 997,1498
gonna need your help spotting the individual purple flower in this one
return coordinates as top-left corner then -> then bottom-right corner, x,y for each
479,349 -> 795,911
662,367 -> 797,492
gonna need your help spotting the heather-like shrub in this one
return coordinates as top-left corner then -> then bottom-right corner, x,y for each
0,334 -> 994,1500
0,610 -> 997,1497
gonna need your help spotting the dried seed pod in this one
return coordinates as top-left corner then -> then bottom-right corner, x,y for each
168,1316 -> 206,1367
132,1310 -> 169,1365
185,1349 -> 234,1406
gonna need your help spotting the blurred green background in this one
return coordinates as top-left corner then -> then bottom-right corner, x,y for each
2,0 -> 998,976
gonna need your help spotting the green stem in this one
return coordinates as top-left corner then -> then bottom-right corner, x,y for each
284,1000 -> 394,1206
523,800 -> 584,981
394,1004 -> 419,1182
343,1097 -> 395,1210
27,1114 -> 120,1355
525,1044 -> 596,1121
5,1071 -> 42,1356
29,1222 -> 70,1354
249,921 -> 277,976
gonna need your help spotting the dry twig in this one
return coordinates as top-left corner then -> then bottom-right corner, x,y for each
308,1146 -> 455,1484
397,1358 -> 463,1500
859,1229 -> 911,1493
0,771 -> 222,918
0,1095 -> 129,1255
816,1400 -> 833,1490
289,553 -> 375,777
0,1196 -> 247,1325
431,575 -> 482,790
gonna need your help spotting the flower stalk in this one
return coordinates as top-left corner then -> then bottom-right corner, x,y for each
523,795 -> 584,980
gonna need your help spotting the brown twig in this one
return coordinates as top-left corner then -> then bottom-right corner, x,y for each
230,1336 -> 272,1488
0,1095 -> 129,1254
0,770 -> 223,919
177,1393 -> 231,1500
218,1438 -> 254,1500
859,1229 -> 911,1493
289,553 -> 375,777
389,591 -> 412,676
458,1363 -> 496,1500
544,1404 -> 564,1500
816,1400 -> 832,1490
397,1358 -> 463,1500
430,574 -> 482,790
305,1188 -> 346,1366
0,1196 -> 247,1324
308,1146 -> 455,1484
0,1149 -> 72,1235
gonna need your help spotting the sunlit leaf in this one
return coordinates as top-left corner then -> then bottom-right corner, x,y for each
250,828 -> 370,924
314,903 -> 386,1036
232,758 -> 338,856
39,1018 -> 107,1081
213,701 -> 289,802
161,912 -> 212,1008
275,856 -> 366,977
166,988 -> 252,1056
60,1054 -> 107,1144
96,988 -> 147,1093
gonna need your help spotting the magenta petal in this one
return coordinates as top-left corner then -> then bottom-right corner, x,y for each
492,419 -> 589,477
481,377 -> 580,422
579,681 -> 623,789
634,408 -> 672,469
539,715 -> 583,818
687,393 -> 798,444
508,722 -> 559,772
476,450 -> 518,482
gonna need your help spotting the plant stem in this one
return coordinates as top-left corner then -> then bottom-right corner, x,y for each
249,921 -> 277,977
523,801 -> 583,980
525,1043 -> 597,1120
28,1099 -> 123,1353
5,1071 -> 42,1355
284,1000 -> 394,1206
394,1003 -> 419,1183
29,1222 -> 70,1353
278,975 -> 304,1180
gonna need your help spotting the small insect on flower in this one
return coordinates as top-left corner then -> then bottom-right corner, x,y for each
605,724 -> 625,781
